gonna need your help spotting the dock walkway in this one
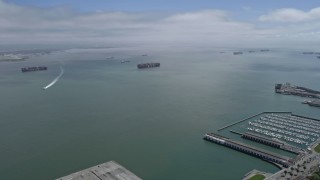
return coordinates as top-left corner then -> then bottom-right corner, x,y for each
56,161 -> 142,180
204,133 -> 293,168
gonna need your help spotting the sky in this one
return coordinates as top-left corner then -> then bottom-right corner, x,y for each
1,0 -> 320,49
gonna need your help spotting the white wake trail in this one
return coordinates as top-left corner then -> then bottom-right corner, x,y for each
43,66 -> 64,90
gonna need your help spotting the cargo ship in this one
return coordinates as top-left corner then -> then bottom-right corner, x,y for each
21,66 -> 47,72
121,60 -> 130,63
137,63 -> 160,69
233,52 -> 243,55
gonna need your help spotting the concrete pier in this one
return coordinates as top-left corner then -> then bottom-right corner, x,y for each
229,130 -> 243,136
56,161 -> 142,180
241,132 -> 302,154
204,133 -> 293,168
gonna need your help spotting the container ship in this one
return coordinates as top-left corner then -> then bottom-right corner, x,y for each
233,52 -> 243,55
137,63 -> 160,69
21,66 -> 48,72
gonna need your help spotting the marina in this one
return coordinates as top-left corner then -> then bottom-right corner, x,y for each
246,113 -> 320,146
207,112 -> 320,179
217,112 -> 291,132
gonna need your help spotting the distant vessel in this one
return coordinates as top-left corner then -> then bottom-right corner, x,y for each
137,63 -> 160,69
233,52 -> 243,55
21,66 -> 47,72
106,56 -> 114,59
302,52 -> 314,54
260,49 -> 270,52
121,60 -> 130,63
141,54 -> 148,56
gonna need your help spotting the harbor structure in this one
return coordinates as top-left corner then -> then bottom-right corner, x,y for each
56,161 -> 142,180
204,133 -> 293,168
241,132 -> 303,154
212,111 -> 320,179
303,100 -> 320,108
274,83 -> 320,98
247,113 -> 320,146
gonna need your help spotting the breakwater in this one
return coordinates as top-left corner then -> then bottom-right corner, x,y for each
217,112 -> 291,132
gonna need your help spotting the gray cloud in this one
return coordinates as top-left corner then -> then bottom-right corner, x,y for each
259,7 -> 320,22
0,0 -> 319,49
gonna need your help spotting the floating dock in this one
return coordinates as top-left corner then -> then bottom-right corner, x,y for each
204,133 -> 293,168
56,161 -> 142,180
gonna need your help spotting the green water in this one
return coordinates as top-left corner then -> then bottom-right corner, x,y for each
1,47 -> 320,179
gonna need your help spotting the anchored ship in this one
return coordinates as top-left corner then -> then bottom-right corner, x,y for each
121,60 -> 130,63
21,66 -> 47,72
137,63 -> 160,69
233,52 -> 243,55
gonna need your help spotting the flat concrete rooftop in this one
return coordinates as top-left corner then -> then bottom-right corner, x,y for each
56,161 -> 142,180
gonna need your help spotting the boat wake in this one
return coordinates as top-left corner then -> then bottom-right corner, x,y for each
43,66 -> 64,90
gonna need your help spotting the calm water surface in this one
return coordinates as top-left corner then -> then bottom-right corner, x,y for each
1,47 -> 320,179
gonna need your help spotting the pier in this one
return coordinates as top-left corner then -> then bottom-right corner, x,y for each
275,83 -> 320,98
241,132 -> 302,154
229,130 -> 243,136
204,133 -> 293,168
56,161 -> 142,180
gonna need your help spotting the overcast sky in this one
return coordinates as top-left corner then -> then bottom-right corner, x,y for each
1,0 -> 320,49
